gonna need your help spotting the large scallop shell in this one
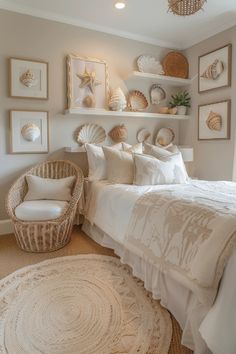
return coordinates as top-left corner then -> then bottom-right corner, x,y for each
201,59 -> 224,80
150,85 -> 166,105
20,69 -> 37,87
127,90 -> 148,112
109,124 -> 128,142
77,124 -> 106,145
137,55 -> 165,75
155,128 -> 175,147
21,123 -> 41,142
206,111 -> 222,131
137,128 -> 151,143
109,87 -> 127,111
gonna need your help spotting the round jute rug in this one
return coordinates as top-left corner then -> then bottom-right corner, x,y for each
0,255 -> 172,354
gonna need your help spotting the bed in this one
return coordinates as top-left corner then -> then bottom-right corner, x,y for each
81,179 -> 236,354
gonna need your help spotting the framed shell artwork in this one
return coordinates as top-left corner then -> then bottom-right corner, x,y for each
198,100 -> 231,141
198,44 -> 232,93
10,110 -> 49,153
9,58 -> 48,99
67,54 -> 109,109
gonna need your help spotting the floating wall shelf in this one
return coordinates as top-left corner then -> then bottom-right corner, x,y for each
128,71 -> 192,87
65,108 -> 190,120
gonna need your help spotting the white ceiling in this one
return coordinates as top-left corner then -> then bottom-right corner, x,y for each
1,0 -> 236,49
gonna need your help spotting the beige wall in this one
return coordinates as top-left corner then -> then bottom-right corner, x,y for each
180,26 -> 235,180
0,10 -> 181,220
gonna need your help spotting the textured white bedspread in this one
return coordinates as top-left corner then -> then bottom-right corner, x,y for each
85,180 -> 236,354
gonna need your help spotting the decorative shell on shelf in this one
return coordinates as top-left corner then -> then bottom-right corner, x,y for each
21,123 -> 41,142
155,128 -> 175,147
168,107 -> 178,115
150,85 -> 166,105
77,124 -> 106,145
109,124 -> 128,142
20,69 -> 37,88
158,107 -> 169,114
201,59 -> 224,80
109,87 -> 127,111
206,111 -> 222,131
127,90 -> 148,112
137,128 -> 151,143
83,95 -> 96,108
137,55 -> 165,75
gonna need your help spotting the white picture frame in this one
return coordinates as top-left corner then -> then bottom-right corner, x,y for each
10,110 -> 49,153
67,54 -> 109,109
9,58 -> 48,99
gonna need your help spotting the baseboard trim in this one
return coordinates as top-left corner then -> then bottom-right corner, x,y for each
0,219 -> 13,235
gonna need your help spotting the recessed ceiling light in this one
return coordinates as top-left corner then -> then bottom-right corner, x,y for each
115,1 -> 126,9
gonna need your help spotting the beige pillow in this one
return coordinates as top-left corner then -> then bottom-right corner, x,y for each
103,146 -> 134,184
143,142 -> 178,159
122,142 -> 143,154
24,175 -> 75,201
133,153 -> 188,185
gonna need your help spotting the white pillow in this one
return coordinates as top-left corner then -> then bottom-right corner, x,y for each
85,143 -> 122,181
24,175 -> 75,201
103,146 -> 134,184
122,142 -> 143,154
143,142 -> 178,159
133,153 -> 188,186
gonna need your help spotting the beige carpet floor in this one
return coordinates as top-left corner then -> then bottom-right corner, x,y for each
0,226 -> 192,354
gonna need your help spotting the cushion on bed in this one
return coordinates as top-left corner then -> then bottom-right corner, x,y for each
24,175 -> 75,201
85,143 -> 122,181
122,142 -> 143,153
15,200 -> 68,221
103,146 -> 134,184
143,142 -> 179,159
133,152 -> 188,185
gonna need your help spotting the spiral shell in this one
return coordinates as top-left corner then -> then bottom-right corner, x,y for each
201,59 -> 224,80
109,124 -> 128,143
109,87 -> 127,111
206,111 -> 222,131
127,90 -> 148,112
83,95 -> 96,108
20,69 -> 37,87
155,128 -> 175,147
77,124 -> 106,145
21,123 -> 41,142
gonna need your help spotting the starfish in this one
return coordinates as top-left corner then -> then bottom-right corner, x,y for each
77,66 -> 101,94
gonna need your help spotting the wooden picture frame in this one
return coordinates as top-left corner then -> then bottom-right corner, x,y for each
198,100 -> 231,141
10,110 -> 49,153
198,44 -> 232,93
67,54 -> 109,109
9,58 -> 49,99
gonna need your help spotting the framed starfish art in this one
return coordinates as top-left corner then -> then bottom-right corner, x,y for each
67,54 -> 109,109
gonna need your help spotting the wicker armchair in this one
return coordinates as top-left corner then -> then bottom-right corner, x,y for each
6,160 -> 84,253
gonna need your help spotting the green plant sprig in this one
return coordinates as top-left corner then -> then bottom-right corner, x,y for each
169,91 -> 191,108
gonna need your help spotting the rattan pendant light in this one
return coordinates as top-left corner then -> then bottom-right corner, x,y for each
168,0 -> 206,16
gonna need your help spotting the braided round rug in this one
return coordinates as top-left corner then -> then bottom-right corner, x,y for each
0,254 -> 172,354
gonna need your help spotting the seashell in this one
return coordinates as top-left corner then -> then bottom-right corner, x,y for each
168,107 -> 178,115
150,85 -> 166,105
109,87 -> 127,111
109,124 -> 128,142
201,59 -> 224,80
83,95 -> 96,108
20,69 -> 37,88
77,124 -> 106,145
127,90 -> 148,112
155,128 -> 175,147
137,128 -> 151,143
21,123 -> 40,142
137,55 -> 165,75
158,107 -> 169,114
206,111 -> 222,131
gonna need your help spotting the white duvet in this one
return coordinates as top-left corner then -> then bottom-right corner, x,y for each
85,179 -> 236,354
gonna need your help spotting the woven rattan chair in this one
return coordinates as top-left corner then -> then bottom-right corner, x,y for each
6,160 -> 84,253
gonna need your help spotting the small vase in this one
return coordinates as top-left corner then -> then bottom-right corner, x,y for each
177,106 -> 187,115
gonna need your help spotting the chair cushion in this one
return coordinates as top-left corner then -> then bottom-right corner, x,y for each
15,200 -> 68,221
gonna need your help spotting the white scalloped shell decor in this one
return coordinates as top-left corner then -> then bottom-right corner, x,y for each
137,129 -> 151,143
150,85 -> 166,105
77,124 -> 106,145
137,55 -> 165,75
109,87 -> 127,111
21,123 -> 41,142
127,90 -> 148,112
20,69 -> 37,88
155,128 -> 175,147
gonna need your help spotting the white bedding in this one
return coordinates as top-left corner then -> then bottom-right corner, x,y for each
84,180 -> 236,354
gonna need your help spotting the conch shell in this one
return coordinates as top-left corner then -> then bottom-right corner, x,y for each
20,69 -> 37,87
206,111 -> 222,131
109,87 -> 127,111
201,59 -> 224,80
109,124 -> 128,142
